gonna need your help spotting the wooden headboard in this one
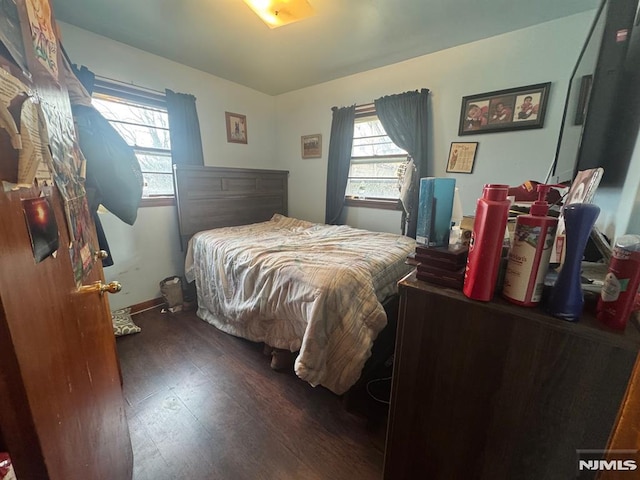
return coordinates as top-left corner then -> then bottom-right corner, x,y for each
173,165 -> 289,247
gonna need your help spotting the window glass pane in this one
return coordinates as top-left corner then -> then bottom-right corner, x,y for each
352,118 -> 406,157
142,172 -> 174,197
349,159 -> 404,178
345,178 -> 399,199
93,97 -> 169,129
109,121 -> 171,150
136,153 -> 172,174
92,88 -> 173,199
347,116 -> 407,201
346,157 -> 405,199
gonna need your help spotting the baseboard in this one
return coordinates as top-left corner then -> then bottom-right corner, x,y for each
130,297 -> 164,315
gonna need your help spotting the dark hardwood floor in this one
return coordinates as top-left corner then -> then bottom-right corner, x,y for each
116,307 -> 387,480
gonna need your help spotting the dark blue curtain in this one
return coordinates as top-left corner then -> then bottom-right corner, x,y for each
165,89 -> 204,166
374,89 -> 430,238
325,105 -> 356,224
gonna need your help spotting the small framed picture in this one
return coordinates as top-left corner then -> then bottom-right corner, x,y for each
225,112 -> 247,144
574,74 -> 593,125
458,83 -> 551,135
446,142 -> 478,174
301,134 -> 322,158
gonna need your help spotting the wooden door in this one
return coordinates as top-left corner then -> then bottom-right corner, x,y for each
0,186 -> 133,480
0,1 -> 133,478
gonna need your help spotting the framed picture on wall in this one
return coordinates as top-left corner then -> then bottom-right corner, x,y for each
458,82 -> 551,135
574,75 -> 593,125
301,134 -> 322,158
225,112 -> 247,144
446,142 -> 478,173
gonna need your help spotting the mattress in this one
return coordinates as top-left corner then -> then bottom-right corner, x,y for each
185,214 -> 415,394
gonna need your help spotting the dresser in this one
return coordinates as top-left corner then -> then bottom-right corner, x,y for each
384,271 -> 640,480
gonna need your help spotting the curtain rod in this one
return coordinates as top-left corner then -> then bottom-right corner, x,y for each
94,74 -> 165,96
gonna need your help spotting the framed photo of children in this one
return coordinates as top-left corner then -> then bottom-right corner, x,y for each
458,82 -> 551,135
446,142 -> 478,173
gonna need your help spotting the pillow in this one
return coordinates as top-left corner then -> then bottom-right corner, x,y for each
112,308 -> 141,337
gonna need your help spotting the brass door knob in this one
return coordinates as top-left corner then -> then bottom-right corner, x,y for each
78,281 -> 122,295
94,250 -> 109,261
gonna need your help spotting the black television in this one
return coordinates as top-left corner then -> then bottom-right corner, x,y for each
551,0 -> 640,187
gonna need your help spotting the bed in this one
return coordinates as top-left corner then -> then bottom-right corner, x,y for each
175,165 -> 415,395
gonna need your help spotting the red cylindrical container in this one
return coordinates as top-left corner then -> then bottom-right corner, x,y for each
597,234 -> 640,330
463,184 -> 511,301
502,185 -> 559,307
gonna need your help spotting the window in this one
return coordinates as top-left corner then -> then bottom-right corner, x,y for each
91,80 -> 174,200
346,114 -> 407,206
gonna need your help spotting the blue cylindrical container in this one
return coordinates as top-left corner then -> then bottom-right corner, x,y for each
547,203 -> 600,321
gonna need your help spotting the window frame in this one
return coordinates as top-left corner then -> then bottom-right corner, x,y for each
92,79 -> 175,208
346,106 -> 405,211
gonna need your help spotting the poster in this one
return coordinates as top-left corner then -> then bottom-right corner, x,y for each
0,0 -> 28,73
39,94 -> 84,200
36,83 -> 92,285
24,0 -> 58,80
64,193 -> 94,286
17,96 -> 47,185
0,67 -> 28,153
22,196 -> 59,262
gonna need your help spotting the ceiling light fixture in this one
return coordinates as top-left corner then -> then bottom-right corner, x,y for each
243,0 -> 315,29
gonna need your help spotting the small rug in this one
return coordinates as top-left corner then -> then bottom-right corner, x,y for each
112,307 -> 141,337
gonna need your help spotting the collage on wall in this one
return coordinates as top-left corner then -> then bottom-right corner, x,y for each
0,0 -> 94,286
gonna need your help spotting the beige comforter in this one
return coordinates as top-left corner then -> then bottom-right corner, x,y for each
185,214 -> 415,394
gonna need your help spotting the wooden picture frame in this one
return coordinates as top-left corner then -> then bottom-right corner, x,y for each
446,142 -> 478,173
458,83 -> 551,135
301,134 -> 322,158
225,112 -> 247,144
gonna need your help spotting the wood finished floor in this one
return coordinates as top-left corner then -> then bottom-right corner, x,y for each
116,307 -> 386,480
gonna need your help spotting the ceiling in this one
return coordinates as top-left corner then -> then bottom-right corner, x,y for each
51,0 -> 600,96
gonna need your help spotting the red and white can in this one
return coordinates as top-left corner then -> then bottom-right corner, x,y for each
597,234 -> 640,330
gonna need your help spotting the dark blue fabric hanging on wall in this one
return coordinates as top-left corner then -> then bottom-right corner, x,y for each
325,105 -> 356,225
165,89 -> 205,166
375,89 -> 430,238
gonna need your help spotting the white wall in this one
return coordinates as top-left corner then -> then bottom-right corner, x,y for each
59,22 -> 277,310
275,11 -> 597,233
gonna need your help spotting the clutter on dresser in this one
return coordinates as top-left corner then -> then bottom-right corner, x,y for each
502,184 -> 561,307
409,168 -> 639,333
463,184 -> 511,301
414,244 -> 468,289
597,235 -> 640,330
415,177 -> 456,247
410,176 -> 467,290
547,203 -> 601,321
